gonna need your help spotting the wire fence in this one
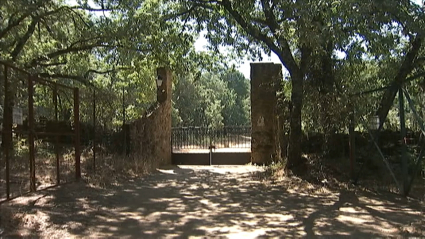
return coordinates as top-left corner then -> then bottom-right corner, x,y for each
0,61 -> 144,201
0,62 -> 81,200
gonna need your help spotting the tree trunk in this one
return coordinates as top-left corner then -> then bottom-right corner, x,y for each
376,36 -> 422,128
2,65 -> 13,152
276,95 -> 290,161
287,70 -> 303,168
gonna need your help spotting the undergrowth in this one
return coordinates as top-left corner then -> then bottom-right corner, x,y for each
81,149 -> 159,188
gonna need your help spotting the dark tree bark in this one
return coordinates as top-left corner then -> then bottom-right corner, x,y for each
287,70 -> 304,168
286,46 -> 311,168
376,36 -> 422,129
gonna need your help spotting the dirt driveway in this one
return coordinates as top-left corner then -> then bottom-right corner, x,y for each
1,165 -> 424,238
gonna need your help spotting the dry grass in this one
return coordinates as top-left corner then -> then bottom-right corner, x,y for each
262,162 -> 425,237
1,143 -> 161,200
81,149 -> 160,188
0,205 -> 21,233
0,196 -> 74,238
279,154 -> 425,201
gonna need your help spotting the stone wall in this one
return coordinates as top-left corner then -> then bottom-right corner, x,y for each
250,63 -> 282,164
128,67 -> 172,172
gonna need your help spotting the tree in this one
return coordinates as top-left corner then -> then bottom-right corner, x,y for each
172,70 -> 249,127
221,70 -> 250,126
166,0 -> 425,169
4,0 -> 425,171
0,0 -> 211,131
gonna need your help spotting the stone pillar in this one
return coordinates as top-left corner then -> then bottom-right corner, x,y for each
250,63 -> 282,164
157,67 -> 172,165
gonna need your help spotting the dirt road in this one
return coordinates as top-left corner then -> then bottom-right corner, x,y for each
1,165 -> 424,238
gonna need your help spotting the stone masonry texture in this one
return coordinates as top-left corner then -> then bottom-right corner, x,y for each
250,63 -> 281,164
128,68 -> 172,172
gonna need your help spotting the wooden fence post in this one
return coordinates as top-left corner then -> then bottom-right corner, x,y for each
54,84 -> 60,184
399,88 -> 408,196
93,89 -> 96,173
349,110 -> 356,181
28,75 -> 36,192
3,65 -> 11,199
74,88 -> 81,179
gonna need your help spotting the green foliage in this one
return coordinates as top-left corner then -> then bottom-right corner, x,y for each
3,0 -> 425,164
0,0 -> 233,131
221,70 -> 250,126
165,0 -> 425,123
173,70 -> 250,127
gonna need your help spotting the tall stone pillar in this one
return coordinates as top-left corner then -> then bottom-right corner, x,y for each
157,67 -> 172,165
250,63 -> 282,164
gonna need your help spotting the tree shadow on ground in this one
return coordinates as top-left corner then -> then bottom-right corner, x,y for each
0,165 -> 423,238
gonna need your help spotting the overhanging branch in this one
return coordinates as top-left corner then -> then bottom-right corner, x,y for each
219,0 -> 299,74
28,42 -> 111,67
0,12 -> 32,40
37,67 -> 133,86
83,67 -> 132,78
37,72 -> 91,85
376,35 -> 423,129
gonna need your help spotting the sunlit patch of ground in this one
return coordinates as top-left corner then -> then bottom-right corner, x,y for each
172,147 -> 251,153
0,165 -> 423,238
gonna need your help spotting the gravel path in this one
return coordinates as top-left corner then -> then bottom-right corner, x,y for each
1,165 -> 424,238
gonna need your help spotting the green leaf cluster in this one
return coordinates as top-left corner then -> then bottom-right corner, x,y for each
173,70 -> 250,128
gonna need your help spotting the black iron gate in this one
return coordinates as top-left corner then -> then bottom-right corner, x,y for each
171,126 -> 251,165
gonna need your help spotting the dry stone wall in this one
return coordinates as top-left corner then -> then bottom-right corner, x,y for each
250,63 -> 282,164
128,68 -> 172,172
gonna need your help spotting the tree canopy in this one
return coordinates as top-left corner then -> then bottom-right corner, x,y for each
173,70 -> 250,128
165,0 -> 425,167
0,0 -> 228,129
2,0 -> 425,170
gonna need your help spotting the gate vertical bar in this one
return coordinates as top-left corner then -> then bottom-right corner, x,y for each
28,75 -> 36,192
398,88 -> 408,196
190,127 -> 192,149
54,83 -> 60,184
221,128 -> 223,147
209,147 -> 212,165
204,127 -> 207,149
74,88 -> 81,179
191,127 -> 194,149
3,65 -> 10,199
178,128 -> 180,149
236,127 -> 238,147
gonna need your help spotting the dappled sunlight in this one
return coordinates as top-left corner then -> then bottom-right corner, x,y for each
156,168 -> 176,174
1,165 -> 423,238
336,211 -> 373,224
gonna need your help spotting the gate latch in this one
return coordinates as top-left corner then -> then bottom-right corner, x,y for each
208,145 -> 216,165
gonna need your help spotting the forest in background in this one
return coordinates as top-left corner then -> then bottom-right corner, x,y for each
173,70 -> 250,127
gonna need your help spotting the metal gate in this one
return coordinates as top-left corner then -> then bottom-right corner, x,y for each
171,126 -> 251,165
